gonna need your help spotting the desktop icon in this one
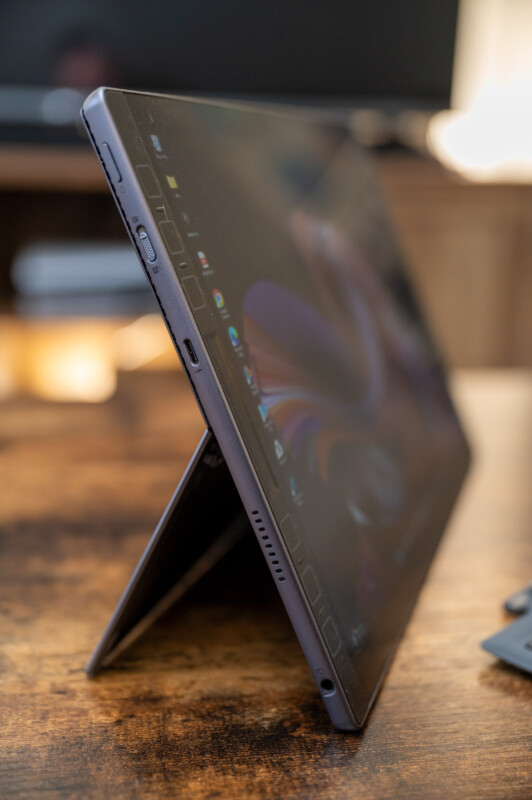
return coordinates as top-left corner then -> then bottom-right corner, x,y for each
289,476 -> 298,498
243,365 -> 253,385
212,289 -> 224,309
181,211 -> 191,225
166,175 -> 178,189
258,403 -> 268,422
197,251 -> 209,270
350,622 -> 367,651
274,439 -> 284,460
150,134 -> 162,153
228,326 -> 240,347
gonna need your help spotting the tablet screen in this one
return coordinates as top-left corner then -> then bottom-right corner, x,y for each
112,92 -> 470,722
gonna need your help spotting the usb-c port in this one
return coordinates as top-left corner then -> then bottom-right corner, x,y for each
184,339 -> 199,366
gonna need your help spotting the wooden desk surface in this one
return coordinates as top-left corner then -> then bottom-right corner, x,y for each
1,369 -> 531,799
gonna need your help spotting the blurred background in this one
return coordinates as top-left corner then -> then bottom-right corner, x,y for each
0,0 -> 531,403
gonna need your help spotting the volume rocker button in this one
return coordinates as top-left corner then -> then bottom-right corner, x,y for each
102,142 -> 121,183
137,226 -> 157,262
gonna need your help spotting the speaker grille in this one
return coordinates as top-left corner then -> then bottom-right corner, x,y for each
251,510 -> 286,582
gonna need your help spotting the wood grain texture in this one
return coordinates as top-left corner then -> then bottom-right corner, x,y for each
1,369 -> 532,799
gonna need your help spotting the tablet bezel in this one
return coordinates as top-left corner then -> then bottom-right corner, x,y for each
82,87 -> 470,729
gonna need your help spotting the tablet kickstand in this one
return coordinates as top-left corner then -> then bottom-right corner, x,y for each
86,428 -> 251,677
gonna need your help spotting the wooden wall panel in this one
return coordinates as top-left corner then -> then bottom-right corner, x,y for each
377,156 -> 532,367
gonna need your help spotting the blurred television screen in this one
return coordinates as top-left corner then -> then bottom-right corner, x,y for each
0,1 -> 458,143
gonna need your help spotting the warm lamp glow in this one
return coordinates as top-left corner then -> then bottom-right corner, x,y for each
26,328 -> 117,403
427,0 -> 532,182
32,343 -> 116,402
428,100 -> 532,182
0,316 -> 178,403
112,314 -> 175,370
0,318 -> 20,399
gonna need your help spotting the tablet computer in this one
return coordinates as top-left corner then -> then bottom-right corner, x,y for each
82,88 -> 470,730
